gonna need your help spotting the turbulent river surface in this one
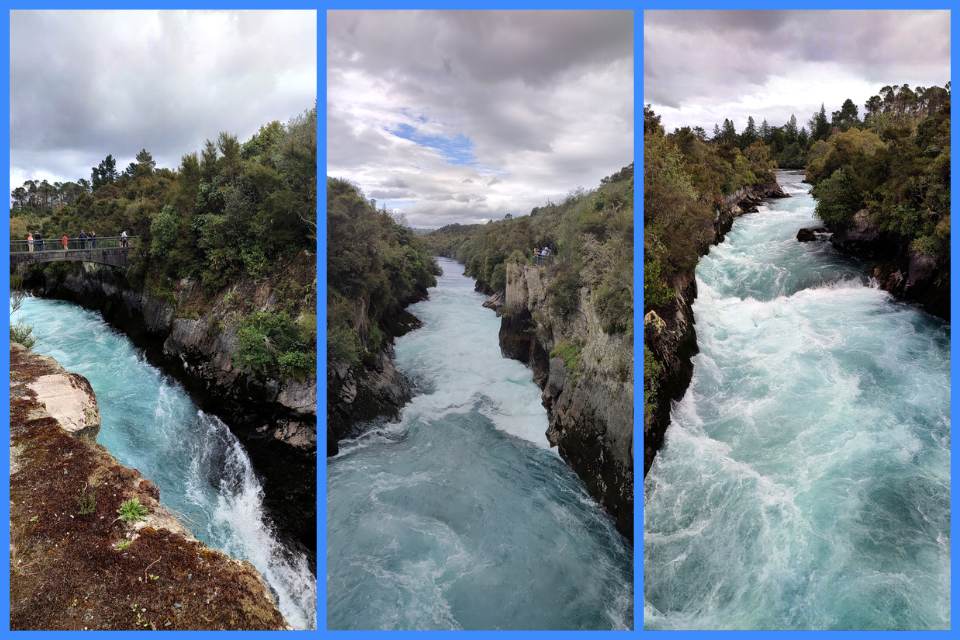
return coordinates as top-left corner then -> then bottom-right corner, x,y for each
17,298 -> 317,630
327,257 -> 633,630
644,171 -> 950,630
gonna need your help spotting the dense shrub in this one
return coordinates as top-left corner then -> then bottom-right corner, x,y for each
326,178 -> 440,369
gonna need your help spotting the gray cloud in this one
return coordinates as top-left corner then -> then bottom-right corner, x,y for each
369,189 -> 417,199
11,10 -> 316,187
644,10 -> 950,133
327,10 -> 634,228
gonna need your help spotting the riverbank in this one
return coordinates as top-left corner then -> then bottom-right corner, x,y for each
10,343 -> 290,630
644,180 -> 789,477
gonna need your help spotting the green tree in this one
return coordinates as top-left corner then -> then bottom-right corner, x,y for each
809,104 -> 831,141
217,132 -> 242,181
741,116 -> 758,148
150,205 -> 179,258
91,154 -> 118,191
784,114 -> 799,144
135,148 -> 156,172
832,98 -> 860,131
812,167 -> 861,225
201,139 -> 219,181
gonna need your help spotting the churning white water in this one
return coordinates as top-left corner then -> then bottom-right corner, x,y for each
327,257 -> 633,630
644,172 -> 950,630
17,298 -> 316,630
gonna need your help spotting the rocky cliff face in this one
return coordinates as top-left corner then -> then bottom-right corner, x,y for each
10,343 -> 290,630
489,263 -> 634,540
326,294 -> 423,456
644,181 -> 789,477
21,260 -> 317,556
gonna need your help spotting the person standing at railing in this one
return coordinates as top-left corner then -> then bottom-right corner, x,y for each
120,230 -> 128,248
27,233 -> 34,252
78,230 -> 88,249
35,231 -> 43,252
90,231 -> 97,248
62,234 -> 68,250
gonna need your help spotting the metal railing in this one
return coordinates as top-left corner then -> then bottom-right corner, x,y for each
532,253 -> 556,267
11,236 -> 138,253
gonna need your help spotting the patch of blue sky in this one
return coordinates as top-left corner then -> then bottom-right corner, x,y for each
387,122 -> 477,166
380,199 -> 416,212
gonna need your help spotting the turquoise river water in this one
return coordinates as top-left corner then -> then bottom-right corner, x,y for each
327,257 -> 633,630
643,171 -> 950,629
16,298 -> 317,630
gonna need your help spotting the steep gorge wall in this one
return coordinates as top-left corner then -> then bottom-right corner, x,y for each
21,262 -> 317,555
326,299 -> 423,456
487,263 -> 634,540
10,343 -> 289,630
644,181 -> 788,477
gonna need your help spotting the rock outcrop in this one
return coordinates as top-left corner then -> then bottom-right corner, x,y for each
644,180 -> 789,478
492,263 -> 634,540
21,258 -> 317,556
797,227 -> 828,242
822,209 -> 949,321
326,294 -> 423,456
10,343 -> 290,630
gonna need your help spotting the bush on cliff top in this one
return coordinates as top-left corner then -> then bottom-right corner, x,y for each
326,177 -> 440,369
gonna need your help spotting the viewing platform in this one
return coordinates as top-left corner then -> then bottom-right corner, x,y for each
11,236 -> 138,268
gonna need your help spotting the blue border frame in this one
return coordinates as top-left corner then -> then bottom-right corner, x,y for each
640,4 -> 955,634
1,2 -> 954,634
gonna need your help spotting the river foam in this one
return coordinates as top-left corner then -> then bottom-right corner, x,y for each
18,298 -> 317,630
328,257 -> 632,630
644,172 -> 950,630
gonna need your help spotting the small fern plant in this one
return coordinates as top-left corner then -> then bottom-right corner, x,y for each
76,483 -> 97,515
117,498 -> 148,523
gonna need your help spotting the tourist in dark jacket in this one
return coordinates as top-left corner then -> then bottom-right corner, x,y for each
78,230 -> 88,249
35,231 -> 43,251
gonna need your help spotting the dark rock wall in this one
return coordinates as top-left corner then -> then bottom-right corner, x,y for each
826,210 -> 950,321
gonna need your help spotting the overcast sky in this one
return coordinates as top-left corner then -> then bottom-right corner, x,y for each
327,10 -> 634,228
10,10 -> 316,190
645,10 -> 950,136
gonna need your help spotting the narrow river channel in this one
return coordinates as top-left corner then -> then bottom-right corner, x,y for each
644,171 -> 950,630
327,257 -> 633,630
17,298 -> 317,630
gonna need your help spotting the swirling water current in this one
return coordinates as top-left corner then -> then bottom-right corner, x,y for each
643,172 -> 950,629
327,257 -> 633,630
16,298 -> 317,630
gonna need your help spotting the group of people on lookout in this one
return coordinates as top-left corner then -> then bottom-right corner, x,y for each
25,230 -> 128,252
533,245 -> 553,266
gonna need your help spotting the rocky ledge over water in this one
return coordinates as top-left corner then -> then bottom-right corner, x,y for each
644,181 -> 788,478
485,262 -> 634,541
9,343 -> 290,630
21,258 -> 317,558
798,209 -> 949,321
